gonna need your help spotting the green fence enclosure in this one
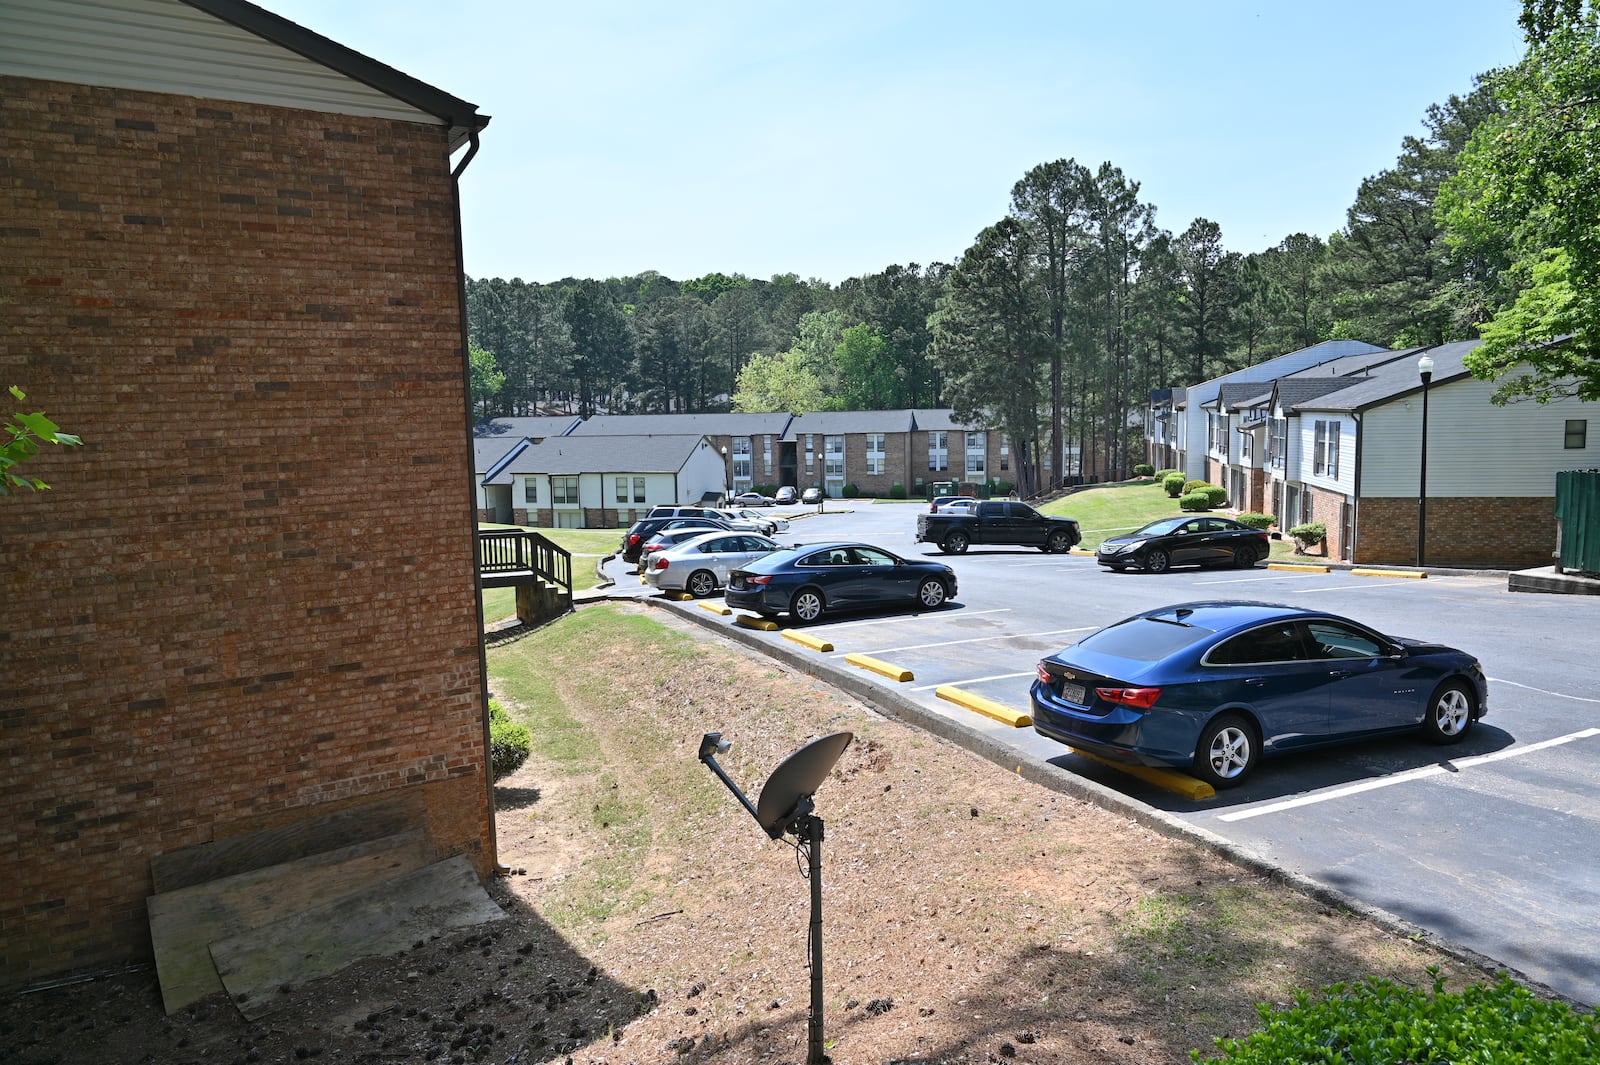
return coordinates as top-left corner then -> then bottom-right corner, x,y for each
1555,469 -> 1600,576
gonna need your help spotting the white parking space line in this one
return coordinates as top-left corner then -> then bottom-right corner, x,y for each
810,607 -> 1013,633
1195,573 -> 1331,586
910,671 -> 1035,692
1492,678 -> 1600,704
856,627 -> 1096,656
1218,728 -> 1600,823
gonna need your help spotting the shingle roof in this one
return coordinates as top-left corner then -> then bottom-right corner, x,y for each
1288,341 -> 1481,413
569,413 -> 792,437
781,410 -> 918,439
908,409 -> 985,432
484,434 -> 712,483
474,416 -> 583,439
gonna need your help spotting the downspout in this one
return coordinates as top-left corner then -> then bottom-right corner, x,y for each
1352,411 -> 1362,564
449,128 -> 503,875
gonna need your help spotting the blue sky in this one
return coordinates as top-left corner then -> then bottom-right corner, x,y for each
260,1 -> 1528,286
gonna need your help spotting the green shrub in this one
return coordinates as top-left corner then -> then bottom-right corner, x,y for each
1194,971 -> 1600,1064
842,483 -> 860,498
1132,463 -> 1155,477
488,698 -> 530,780
1178,490 -> 1212,511
1288,521 -> 1327,551
990,480 -> 1014,496
889,483 -> 907,500
1162,472 -> 1186,497
1182,479 -> 1212,495
1201,485 -> 1228,507
1236,512 -> 1276,530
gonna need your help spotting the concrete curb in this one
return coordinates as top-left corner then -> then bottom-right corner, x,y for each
623,593 -> 1565,1005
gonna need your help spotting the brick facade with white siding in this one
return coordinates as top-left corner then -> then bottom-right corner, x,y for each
0,76 -> 492,988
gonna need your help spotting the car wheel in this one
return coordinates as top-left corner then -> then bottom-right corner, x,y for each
790,587 -> 825,623
686,570 -> 718,599
1143,547 -> 1171,574
1232,547 -> 1255,568
1422,681 -> 1475,743
1046,530 -> 1073,554
942,531 -> 970,554
1194,713 -> 1257,789
916,578 -> 947,609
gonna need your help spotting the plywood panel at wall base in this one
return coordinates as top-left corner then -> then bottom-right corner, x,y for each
147,829 -> 430,1014
210,855 -> 507,1021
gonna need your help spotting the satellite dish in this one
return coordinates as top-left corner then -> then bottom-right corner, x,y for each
756,731 -> 853,839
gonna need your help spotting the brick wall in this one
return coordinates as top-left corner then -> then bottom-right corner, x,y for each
1357,496 -> 1555,568
0,77 -> 491,987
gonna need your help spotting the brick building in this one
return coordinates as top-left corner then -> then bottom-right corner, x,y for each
1,0 -> 494,988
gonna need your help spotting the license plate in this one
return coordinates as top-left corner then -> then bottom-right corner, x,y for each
1058,681 -> 1086,705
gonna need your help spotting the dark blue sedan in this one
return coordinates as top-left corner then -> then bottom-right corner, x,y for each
725,541 -> 957,623
1030,601 -> 1487,788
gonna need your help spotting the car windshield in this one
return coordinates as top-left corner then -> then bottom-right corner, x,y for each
1137,517 -> 1189,536
1074,616 -> 1216,662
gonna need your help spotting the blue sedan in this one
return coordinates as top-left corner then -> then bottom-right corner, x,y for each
1030,601 -> 1487,788
725,541 -> 957,623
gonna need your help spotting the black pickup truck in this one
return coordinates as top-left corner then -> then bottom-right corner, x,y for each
916,500 -> 1082,554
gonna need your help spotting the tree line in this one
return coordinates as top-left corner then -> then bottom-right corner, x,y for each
468,1 -> 1598,498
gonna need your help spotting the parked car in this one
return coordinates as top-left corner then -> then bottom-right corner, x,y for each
1096,516 -> 1270,572
928,495 -> 972,512
644,531 -> 783,598
620,514 -> 732,565
725,541 -> 957,623
916,499 -> 1081,554
640,525 -> 735,559
933,498 -> 978,514
774,486 -> 798,505
800,487 -> 823,505
731,491 -> 773,507
1029,601 -> 1487,789
712,508 -> 788,536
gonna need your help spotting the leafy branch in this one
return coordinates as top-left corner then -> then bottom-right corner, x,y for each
3,385 -> 83,498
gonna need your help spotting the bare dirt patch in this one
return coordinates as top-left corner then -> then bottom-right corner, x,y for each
3,604 -> 1486,1065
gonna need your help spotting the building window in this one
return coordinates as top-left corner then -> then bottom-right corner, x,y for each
805,434 -> 814,472
1000,440 -> 1009,472
1240,430 -> 1253,461
865,433 -> 885,475
763,435 -> 773,473
965,432 -> 986,480
732,436 -> 753,484
1565,419 -> 1588,449
1268,418 -> 1287,469
928,432 -> 948,471
553,476 -> 578,505
633,476 -> 646,503
615,477 -> 628,504
523,477 -> 537,503
1313,420 -> 1340,479
824,435 -> 844,479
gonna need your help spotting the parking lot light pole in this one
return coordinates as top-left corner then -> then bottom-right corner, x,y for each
1417,353 -> 1434,567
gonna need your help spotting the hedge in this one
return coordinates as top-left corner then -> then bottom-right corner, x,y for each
488,698 -> 530,780
1236,512 -> 1276,530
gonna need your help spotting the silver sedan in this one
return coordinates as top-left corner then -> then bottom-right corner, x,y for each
643,531 -> 784,598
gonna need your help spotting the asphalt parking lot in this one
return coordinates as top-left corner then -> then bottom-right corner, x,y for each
600,501 -> 1600,1007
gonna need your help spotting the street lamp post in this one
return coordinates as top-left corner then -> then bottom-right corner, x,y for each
721,445 -> 730,505
1417,353 -> 1434,567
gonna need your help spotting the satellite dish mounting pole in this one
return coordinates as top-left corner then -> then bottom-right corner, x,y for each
798,810 -> 828,1065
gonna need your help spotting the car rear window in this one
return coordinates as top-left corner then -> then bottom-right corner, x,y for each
1075,617 -> 1216,662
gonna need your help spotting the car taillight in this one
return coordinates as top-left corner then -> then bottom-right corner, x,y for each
653,557 -> 669,570
1035,661 -> 1053,684
628,533 -> 641,546
1094,686 -> 1162,710
746,574 -> 773,586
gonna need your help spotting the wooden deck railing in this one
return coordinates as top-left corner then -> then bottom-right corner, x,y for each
477,529 -> 572,595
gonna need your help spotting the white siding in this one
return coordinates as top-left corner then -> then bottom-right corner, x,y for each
1358,378 -> 1595,498
1298,413 -> 1356,495
0,0 -> 437,125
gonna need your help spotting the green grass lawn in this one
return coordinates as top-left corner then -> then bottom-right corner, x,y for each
479,525 -> 623,622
